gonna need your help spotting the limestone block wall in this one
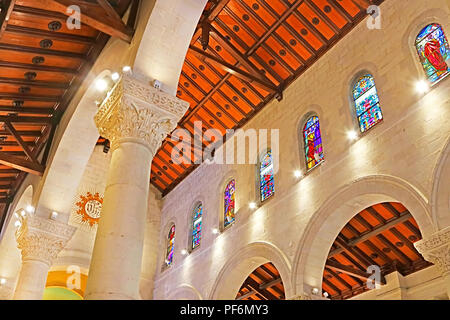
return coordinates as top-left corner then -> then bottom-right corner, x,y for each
149,0 -> 450,300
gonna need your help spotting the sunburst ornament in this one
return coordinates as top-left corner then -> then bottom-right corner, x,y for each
75,192 -> 103,227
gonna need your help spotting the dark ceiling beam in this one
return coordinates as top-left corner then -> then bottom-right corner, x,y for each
191,0 -> 231,44
0,61 -> 78,74
0,152 -> 44,176
0,106 -> 53,115
0,0 -> 15,39
0,43 -> 86,60
189,45 -> 278,93
0,77 -> 69,89
0,93 -> 60,102
40,0 -> 133,42
0,130 -> 42,137
326,259 -> 386,284
328,211 -> 413,258
0,115 -> 53,124
3,121 -> 39,163
5,25 -> 96,44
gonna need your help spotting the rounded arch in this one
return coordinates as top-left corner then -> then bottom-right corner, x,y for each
292,175 -> 435,296
431,137 -> 450,229
188,200 -> 204,252
209,241 -> 293,300
168,283 -> 203,300
216,169 -> 238,232
159,218 -> 178,272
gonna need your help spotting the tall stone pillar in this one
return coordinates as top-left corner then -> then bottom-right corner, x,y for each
84,74 -> 189,300
415,227 -> 450,299
13,215 -> 76,300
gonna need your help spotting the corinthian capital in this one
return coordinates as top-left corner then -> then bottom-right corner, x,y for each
414,227 -> 450,276
94,74 -> 190,156
15,215 -> 76,266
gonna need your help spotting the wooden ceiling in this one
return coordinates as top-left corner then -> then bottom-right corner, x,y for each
0,0 -> 139,229
235,262 -> 285,300
149,0 -> 385,195
322,202 -> 432,300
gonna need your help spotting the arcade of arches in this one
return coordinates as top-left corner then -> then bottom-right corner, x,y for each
0,0 -> 449,300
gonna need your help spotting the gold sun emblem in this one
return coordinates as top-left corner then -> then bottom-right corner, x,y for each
75,192 -> 103,227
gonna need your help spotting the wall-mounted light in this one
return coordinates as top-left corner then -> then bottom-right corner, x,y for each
14,221 -> 21,228
95,79 -> 108,92
323,291 -> 329,298
347,130 -> 358,141
0,278 -> 6,286
249,202 -> 257,209
26,205 -> 34,214
311,287 -> 320,295
294,170 -> 303,179
416,80 -> 429,94
181,249 -> 188,256
212,228 -> 219,235
51,211 -> 59,220
111,72 -> 120,81
122,66 -> 132,73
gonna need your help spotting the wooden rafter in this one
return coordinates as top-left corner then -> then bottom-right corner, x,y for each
0,0 -> 15,39
326,259 -> 386,284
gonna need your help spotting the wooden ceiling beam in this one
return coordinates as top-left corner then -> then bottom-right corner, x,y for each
5,25 -> 96,44
0,106 -> 53,115
0,152 -> 44,176
191,0 -> 231,44
0,115 -> 52,124
0,93 -> 60,102
0,0 -> 15,39
189,45 -> 278,93
40,0 -> 133,42
0,77 -> 69,89
3,121 -> 38,163
326,259 -> 386,284
0,61 -> 78,74
0,43 -> 86,60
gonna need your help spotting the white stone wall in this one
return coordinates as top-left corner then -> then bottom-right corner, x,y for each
149,0 -> 450,300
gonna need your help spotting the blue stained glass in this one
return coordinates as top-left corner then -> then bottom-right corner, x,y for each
260,151 -> 274,202
224,180 -> 235,228
192,204 -> 203,249
303,116 -> 324,171
166,225 -> 175,267
353,75 -> 383,132
416,23 -> 450,85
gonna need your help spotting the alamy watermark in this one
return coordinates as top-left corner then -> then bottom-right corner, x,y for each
367,5 -> 382,30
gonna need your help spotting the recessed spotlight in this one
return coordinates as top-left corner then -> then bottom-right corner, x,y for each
347,130 -> 358,141
416,80 -> 429,94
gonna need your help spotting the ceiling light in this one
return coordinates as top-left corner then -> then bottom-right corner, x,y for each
416,80 -> 429,94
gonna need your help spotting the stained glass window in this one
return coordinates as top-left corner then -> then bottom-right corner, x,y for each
192,203 -> 203,250
165,225 -> 175,267
224,179 -> 235,228
352,74 -> 383,133
260,151 -> 274,202
415,23 -> 450,85
303,116 -> 324,171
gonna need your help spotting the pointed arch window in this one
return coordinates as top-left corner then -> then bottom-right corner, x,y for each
192,203 -> 203,250
260,151 -> 274,202
352,74 -> 383,133
415,23 -> 450,85
165,225 -> 175,267
303,116 -> 324,171
224,179 -> 235,228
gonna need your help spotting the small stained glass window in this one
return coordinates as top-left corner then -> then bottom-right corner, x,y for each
192,203 -> 203,250
165,225 -> 175,267
224,179 -> 235,228
303,116 -> 324,171
352,74 -> 383,133
415,23 -> 450,85
260,151 -> 274,202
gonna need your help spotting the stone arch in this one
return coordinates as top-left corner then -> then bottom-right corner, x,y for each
168,283 -> 203,300
209,241 -> 293,300
431,137 -> 450,229
292,174 -> 435,296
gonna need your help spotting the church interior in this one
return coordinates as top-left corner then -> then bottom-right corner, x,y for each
0,0 -> 448,301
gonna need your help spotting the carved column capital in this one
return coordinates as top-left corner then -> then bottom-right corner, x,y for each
415,227 -> 450,276
15,215 -> 76,267
94,74 -> 190,156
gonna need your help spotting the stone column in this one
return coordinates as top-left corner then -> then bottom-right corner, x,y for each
13,215 -> 76,300
415,227 -> 450,299
84,74 -> 189,300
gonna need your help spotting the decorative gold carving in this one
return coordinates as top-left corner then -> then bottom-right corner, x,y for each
75,192 -> 103,227
15,215 -> 76,266
94,74 -> 190,156
415,227 -> 450,276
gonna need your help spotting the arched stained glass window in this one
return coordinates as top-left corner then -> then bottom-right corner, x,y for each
303,116 -> 324,171
224,179 -> 235,228
352,74 -> 383,133
192,203 -> 203,250
260,151 -> 274,202
165,225 -> 175,267
415,23 -> 450,85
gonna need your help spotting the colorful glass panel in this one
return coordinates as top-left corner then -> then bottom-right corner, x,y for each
260,151 -> 274,202
224,180 -> 235,228
352,75 -> 383,132
165,225 -> 175,267
192,204 -> 203,249
415,23 -> 450,84
303,116 -> 324,171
